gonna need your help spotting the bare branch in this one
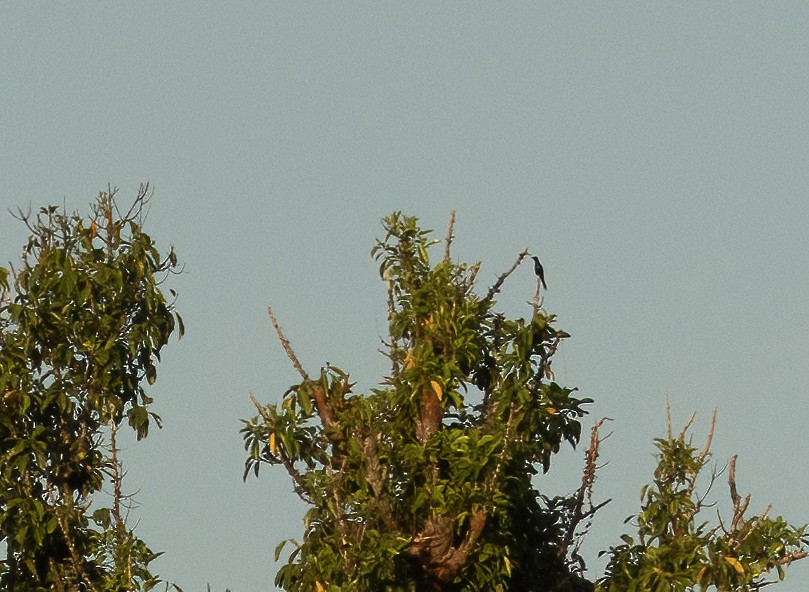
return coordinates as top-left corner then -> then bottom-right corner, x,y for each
728,455 -> 753,532
443,509 -> 487,574
697,410 -> 717,468
728,454 -> 740,507
666,396 -> 672,439
444,210 -> 456,261
560,418 -> 611,560
776,550 -> 809,565
687,410 -> 717,498
268,307 -> 310,381
532,283 -> 544,315
696,463 -> 722,510
108,420 -> 126,539
464,261 -> 481,293
120,182 -> 154,225
484,249 -> 530,303
680,411 -> 697,438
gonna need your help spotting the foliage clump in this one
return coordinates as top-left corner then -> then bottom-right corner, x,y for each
244,212 -> 807,592
0,186 -> 182,591
599,412 -> 807,591
3,196 -> 802,591
243,212 -> 596,591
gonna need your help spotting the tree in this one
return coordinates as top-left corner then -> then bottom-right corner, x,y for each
2,196 -> 801,591
242,212 -> 807,591
599,409 -> 807,591
243,212 -> 595,591
0,186 -> 183,591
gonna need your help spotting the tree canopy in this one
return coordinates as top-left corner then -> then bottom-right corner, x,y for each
0,186 -> 182,591
0,195 -> 804,591
242,211 -> 808,591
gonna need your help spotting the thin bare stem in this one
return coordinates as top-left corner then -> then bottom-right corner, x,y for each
697,410 -> 717,468
775,550 -> 809,565
560,418 -> 611,561
268,307 -> 310,381
485,249 -> 530,303
444,210 -> 455,261
728,455 -> 740,507
666,396 -> 672,438
681,412 -> 698,437
109,420 -> 126,539
728,455 -> 752,532
464,261 -> 481,293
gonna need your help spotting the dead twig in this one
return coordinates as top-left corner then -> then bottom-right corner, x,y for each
697,410 -> 717,469
728,455 -> 752,532
485,249 -> 530,303
444,210 -> 455,261
560,418 -> 611,562
268,307 -> 310,381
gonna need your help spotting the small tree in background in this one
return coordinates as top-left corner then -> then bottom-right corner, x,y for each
598,409 -> 807,591
0,186 -> 183,591
243,212 -> 807,591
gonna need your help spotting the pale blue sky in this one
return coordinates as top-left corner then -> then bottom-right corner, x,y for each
2,4 -> 808,590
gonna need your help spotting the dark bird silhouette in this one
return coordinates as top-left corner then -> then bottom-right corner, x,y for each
531,256 -> 547,290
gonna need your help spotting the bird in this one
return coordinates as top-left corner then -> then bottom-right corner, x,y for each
531,256 -> 547,290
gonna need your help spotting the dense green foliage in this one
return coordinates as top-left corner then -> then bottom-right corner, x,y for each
1,197 -> 803,591
598,418 -> 807,591
243,212 -> 806,592
0,187 -> 182,591
243,213 -> 595,591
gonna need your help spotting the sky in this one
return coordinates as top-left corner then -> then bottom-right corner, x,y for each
2,3 -> 809,590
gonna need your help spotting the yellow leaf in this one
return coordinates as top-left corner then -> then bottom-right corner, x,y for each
547,407 -> 557,415
269,432 -> 278,455
430,380 -> 443,401
424,314 -> 435,329
316,582 -> 326,592
696,565 -> 708,585
405,350 -> 415,369
724,556 -> 745,575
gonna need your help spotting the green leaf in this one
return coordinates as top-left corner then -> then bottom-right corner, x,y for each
275,539 -> 288,561
176,312 -> 185,338
146,364 -> 157,385
93,507 -> 112,528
